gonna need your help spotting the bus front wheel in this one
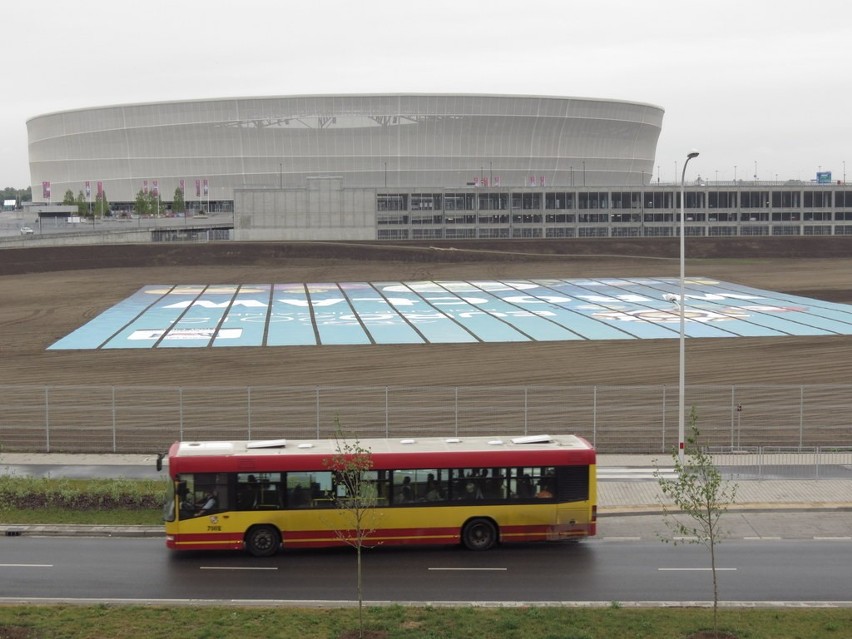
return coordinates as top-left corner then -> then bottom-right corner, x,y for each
462,518 -> 497,551
245,525 -> 281,557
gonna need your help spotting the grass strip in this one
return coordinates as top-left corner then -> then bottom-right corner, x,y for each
1,605 -> 851,639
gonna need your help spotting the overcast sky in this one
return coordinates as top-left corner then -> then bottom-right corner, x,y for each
4,0 -> 850,188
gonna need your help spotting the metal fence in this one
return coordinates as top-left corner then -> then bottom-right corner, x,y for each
709,446 -> 852,480
2,384 -> 851,456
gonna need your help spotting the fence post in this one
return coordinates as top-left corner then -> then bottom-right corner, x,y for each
112,386 -> 117,452
44,386 -> 50,453
592,386 -> 597,448
455,387 -> 459,437
661,386 -> 667,453
815,445 -> 821,478
730,386 -> 736,449
247,387 -> 252,441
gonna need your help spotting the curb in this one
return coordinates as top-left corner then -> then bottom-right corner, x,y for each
600,502 -> 852,516
2,525 -> 163,538
4,502 -> 852,538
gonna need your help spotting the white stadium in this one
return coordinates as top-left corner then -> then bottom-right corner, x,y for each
25,94 -> 851,242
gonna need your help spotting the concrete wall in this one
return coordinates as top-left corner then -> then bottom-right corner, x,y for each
234,177 -> 376,241
0,229 -> 153,248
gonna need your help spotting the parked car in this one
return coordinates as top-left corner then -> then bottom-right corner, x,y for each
20,226 -> 34,235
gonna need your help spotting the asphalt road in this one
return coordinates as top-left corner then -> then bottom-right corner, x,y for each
2,515 -> 850,605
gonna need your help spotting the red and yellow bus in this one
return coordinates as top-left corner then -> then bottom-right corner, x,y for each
160,434 -> 596,556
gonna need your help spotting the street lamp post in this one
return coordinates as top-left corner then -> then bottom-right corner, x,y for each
678,150 -> 700,464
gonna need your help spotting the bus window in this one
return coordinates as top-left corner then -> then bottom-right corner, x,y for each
241,473 -> 282,510
453,469 -> 484,501
483,468 -> 506,500
236,473 -> 259,509
508,469 -> 534,499
421,470 -> 445,502
557,465 -> 590,502
178,473 -> 229,518
393,470 -> 415,503
508,467 -> 554,500
355,470 -> 390,505
535,467 -> 556,499
286,471 -> 333,508
393,469 -> 446,504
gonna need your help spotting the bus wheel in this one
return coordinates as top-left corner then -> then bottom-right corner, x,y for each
462,518 -> 497,551
245,525 -> 280,557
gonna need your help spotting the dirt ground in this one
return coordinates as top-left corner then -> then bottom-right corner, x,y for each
1,238 -> 852,389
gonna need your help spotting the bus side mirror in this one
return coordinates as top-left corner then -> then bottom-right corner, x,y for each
156,453 -> 165,472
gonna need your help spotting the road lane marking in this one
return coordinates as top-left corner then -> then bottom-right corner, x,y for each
0,564 -> 53,568
813,536 -> 852,541
658,568 -> 737,571
602,536 -> 641,541
428,567 -> 507,572
200,566 -> 278,571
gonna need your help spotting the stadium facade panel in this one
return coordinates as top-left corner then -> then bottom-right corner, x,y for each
27,94 -> 664,204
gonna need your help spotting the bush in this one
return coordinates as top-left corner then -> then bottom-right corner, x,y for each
0,476 -> 165,511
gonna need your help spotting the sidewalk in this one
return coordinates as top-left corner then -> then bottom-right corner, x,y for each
596,453 -> 852,513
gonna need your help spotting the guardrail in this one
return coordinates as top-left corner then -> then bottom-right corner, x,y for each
709,446 -> 852,480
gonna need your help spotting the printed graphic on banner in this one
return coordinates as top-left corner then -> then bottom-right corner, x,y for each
47,278 -> 852,350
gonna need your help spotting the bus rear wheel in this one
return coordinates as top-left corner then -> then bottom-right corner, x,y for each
462,518 -> 497,551
245,525 -> 280,557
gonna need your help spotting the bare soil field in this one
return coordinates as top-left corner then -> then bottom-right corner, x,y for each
1,238 -> 852,389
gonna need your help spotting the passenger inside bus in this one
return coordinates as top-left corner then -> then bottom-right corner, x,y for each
424,474 -> 444,501
517,474 -> 535,498
536,480 -> 553,499
236,475 -> 258,509
399,476 -> 413,502
462,481 -> 483,500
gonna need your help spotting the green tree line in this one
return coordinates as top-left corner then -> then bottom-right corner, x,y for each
1,186 -> 32,206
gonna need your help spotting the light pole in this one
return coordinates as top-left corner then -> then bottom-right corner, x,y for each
678,150 -> 699,464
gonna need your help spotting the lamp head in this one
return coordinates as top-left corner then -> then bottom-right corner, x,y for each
687,150 -> 700,160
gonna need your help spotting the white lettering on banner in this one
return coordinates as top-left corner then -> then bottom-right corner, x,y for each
240,313 -> 295,323
382,282 -> 537,294
316,317 -> 361,327
344,297 -> 419,307
175,317 -> 212,324
312,312 -> 359,323
501,295 -> 572,305
592,308 -> 750,323
687,293 -> 763,301
450,310 -> 556,319
424,297 -> 488,306
277,298 -> 344,307
576,294 -> 652,303
397,313 -> 449,320
128,328 -> 243,340
339,313 -> 396,321
164,300 -> 268,309
740,305 -> 806,312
